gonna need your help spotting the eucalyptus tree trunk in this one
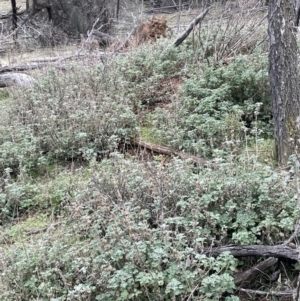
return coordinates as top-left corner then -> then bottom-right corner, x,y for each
268,0 -> 300,166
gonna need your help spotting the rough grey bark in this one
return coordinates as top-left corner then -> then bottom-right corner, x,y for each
234,257 -> 278,286
236,288 -> 295,297
10,0 -> 17,30
205,244 -> 300,260
268,0 -> 300,166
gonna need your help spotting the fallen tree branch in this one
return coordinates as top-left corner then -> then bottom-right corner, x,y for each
236,287 -> 295,297
172,7 -> 211,47
205,244 -> 300,261
131,138 -> 217,167
0,63 -> 47,73
234,257 -> 277,286
0,52 -> 114,74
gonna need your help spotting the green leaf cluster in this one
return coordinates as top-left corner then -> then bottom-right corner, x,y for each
1,155 -> 297,300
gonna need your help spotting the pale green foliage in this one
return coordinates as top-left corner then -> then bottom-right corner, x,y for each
0,13 -> 288,300
1,155 -> 298,300
1,64 -> 137,172
0,166 -> 84,222
111,40 -> 191,108
0,63 -> 138,219
150,55 -> 270,156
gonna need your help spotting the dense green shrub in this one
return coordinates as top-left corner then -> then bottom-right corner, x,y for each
150,55 -> 271,156
1,64 -> 137,172
0,124 -> 42,174
112,41 -> 191,109
0,14 -> 284,300
0,165 -> 85,222
1,155 -> 297,300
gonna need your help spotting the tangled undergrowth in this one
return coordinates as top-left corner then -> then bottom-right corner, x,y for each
0,2 -> 295,300
1,155 -> 298,300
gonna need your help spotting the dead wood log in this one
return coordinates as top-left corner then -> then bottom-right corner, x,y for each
172,7 -> 211,47
0,52 -> 105,74
26,57 -> 62,63
236,287 -> 295,297
205,244 -> 300,261
0,63 -> 47,73
0,72 -> 35,87
234,257 -> 278,286
131,138 -> 216,167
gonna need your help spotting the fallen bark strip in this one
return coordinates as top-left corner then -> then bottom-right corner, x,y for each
236,287 -> 295,297
172,7 -> 211,47
205,244 -> 300,261
234,257 -> 277,286
131,138 -> 216,167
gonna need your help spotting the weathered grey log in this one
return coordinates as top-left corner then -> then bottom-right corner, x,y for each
26,57 -> 62,63
234,257 -> 277,286
236,287 -> 295,297
0,73 -> 35,87
0,52 -> 115,74
205,244 -> 300,261
0,64 -> 46,73
172,7 -> 211,47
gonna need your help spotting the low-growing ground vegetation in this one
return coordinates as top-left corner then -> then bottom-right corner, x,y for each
0,1 -> 297,300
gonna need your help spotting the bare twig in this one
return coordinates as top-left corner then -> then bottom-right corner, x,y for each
295,272 -> 300,301
284,222 -> 300,246
87,17 -> 101,41
54,267 -> 70,290
227,13 -> 267,57
205,244 -> 300,261
172,7 -> 211,47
